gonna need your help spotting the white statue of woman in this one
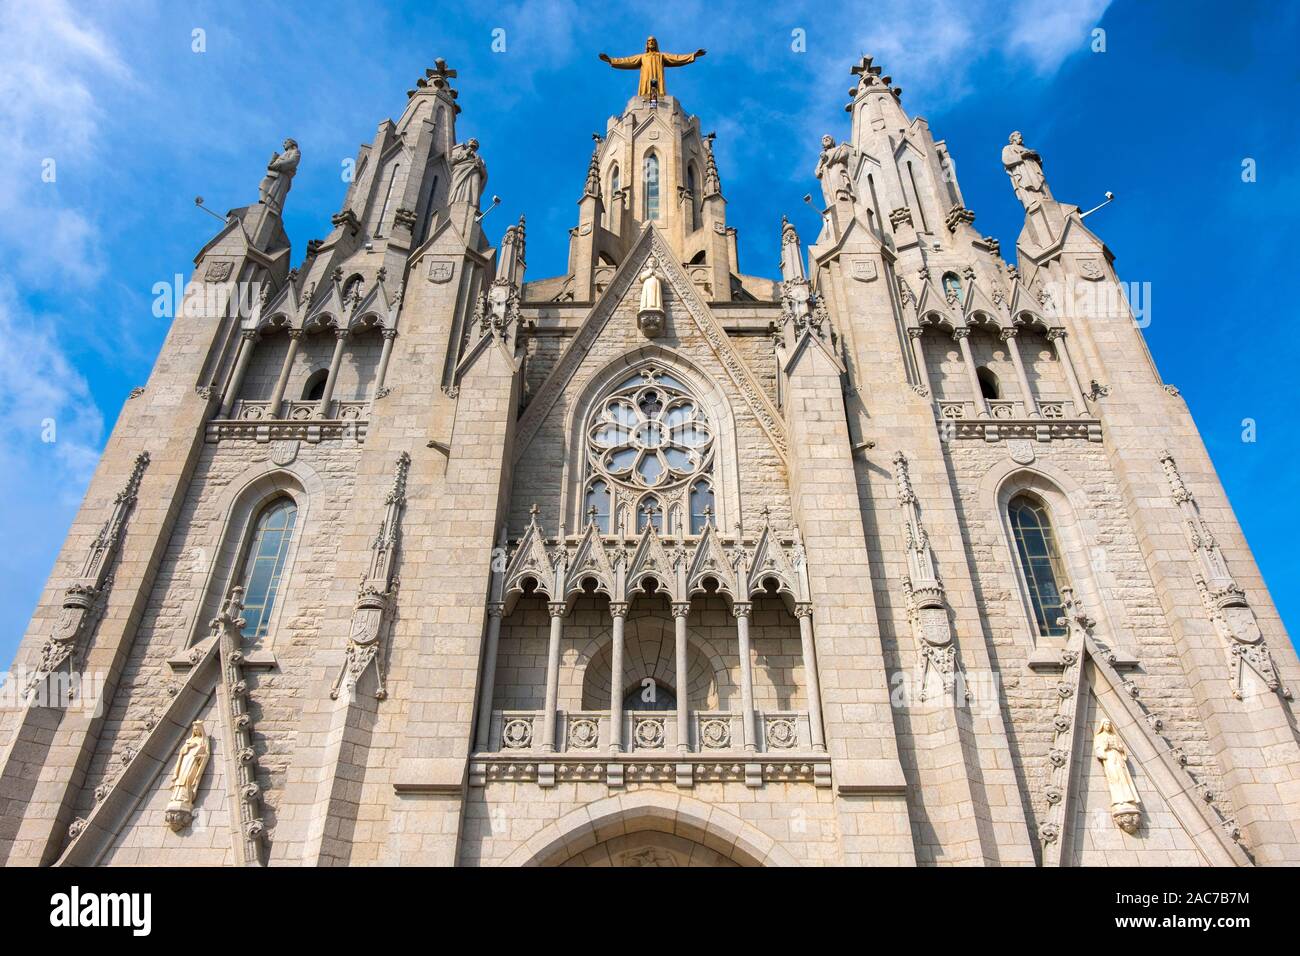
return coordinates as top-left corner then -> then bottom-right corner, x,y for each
165,721 -> 211,831
1001,131 -> 1052,208
637,257 -> 664,337
1094,719 -> 1141,832
172,721 -> 210,800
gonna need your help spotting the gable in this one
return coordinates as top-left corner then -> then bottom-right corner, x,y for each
514,226 -> 786,467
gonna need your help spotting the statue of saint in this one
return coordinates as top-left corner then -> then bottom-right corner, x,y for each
815,135 -> 857,206
258,138 -> 300,212
637,257 -> 664,337
1001,131 -> 1052,208
449,138 -> 487,208
779,215 -> 806,283
1094,719 -> 1142,833
165,721 -> 211,831
599,37 -> 706,98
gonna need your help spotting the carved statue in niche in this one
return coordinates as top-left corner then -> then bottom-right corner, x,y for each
1094,718 -> 1142,834
449,138 -> 487,208
637,257 -> 665,337
1001,131 -> 1052,209
815,134 -> 857,205
165,721 -> 211,832
258,138 -> 300,212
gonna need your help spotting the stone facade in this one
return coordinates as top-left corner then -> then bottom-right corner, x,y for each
2,53 -> 1297,868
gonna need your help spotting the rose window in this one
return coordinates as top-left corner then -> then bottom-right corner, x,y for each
584,367 -> 716,535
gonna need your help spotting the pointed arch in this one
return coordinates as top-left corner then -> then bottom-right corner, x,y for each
501,792 -> 801,867
182,459 -> 325,653
979,461 -> 1129,653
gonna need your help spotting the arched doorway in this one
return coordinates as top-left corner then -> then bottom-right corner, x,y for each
503,793 -> 800,867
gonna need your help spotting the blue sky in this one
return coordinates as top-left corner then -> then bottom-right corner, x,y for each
1,0 -> 1296,669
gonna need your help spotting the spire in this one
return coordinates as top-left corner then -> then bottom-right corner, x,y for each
583,133 -> 603,200
780,216 -> 806,283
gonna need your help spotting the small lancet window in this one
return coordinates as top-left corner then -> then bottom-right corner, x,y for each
637,496 -> 663,534
643,153 -> 660,221
977,366 -> 1000,400
376,164 -> 400,238
687,165 -> 700,230
689,480 -> 715,534
238,498 -> 298,640
585,479 -> 611,533
1008,494 -> 1069,638
303,369 -> 328,401
942,272 -> 963,304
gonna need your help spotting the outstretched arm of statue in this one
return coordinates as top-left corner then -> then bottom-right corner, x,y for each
663,50 -> 705,66
601,53 -> 643,69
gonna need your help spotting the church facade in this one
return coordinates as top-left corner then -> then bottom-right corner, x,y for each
3,49 -> 1298,867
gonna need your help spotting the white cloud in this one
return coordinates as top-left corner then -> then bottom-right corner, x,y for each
0,0 -> 131,286
0,277 -> 104,667
0,0 -> 123,666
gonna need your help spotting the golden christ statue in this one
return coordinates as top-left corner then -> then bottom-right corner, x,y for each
599,36 -> 707,98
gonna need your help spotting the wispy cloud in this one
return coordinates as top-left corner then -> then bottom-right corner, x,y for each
0,0 -> 132,286
0,0 -> 124,663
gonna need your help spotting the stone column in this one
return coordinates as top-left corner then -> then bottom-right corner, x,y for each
1047,327 -> 1090,416
952,327 -> 988,418
218,329 -> 259,418
315,327 -> 350,419
795,603 -> 827,753
608,602 -> 628,753
268,329 -> 303,418
374,328 -> 398,395
734,602 -> 756,753
540,602 -> 567,753
1001,327 -> 1038,418
672,602 -> 691,752
473,603 -> 504,752
907,327 -> 934,401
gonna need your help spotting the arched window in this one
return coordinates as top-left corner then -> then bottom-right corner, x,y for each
624,681 -> 676,711
303,369 -> 328,401
585,364 -> 716,535
1008,494 -> 1069,637
687,165 -> 700,230
977,366 -> 1000,400
643,153 -> 660,221
689,480 -> 715,534
610,165 -> 620,198
637,495 -> 663,534
942,271 -> 963,304
238,498 -> 298,640
376,164 -> 400,238
585,479 -> 611,533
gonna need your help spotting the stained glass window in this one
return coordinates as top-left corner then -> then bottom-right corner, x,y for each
239,498 -> 297,640
585,365 -> 716,535
643,153 -> 660,221
1009,494 -> 1068,637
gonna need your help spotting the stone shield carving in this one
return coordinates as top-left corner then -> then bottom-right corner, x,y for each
1007,439 -> 1035,464
205,260 -> 235,282
851,259 -> 877,282
270,438 -> 299,466
427,259 -> 455,283
1078,258 -> 1104,280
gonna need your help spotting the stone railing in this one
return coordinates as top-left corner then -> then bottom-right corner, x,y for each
486,709 -> 813,755
934,398 -> 1099,443
207,399 -> 371,444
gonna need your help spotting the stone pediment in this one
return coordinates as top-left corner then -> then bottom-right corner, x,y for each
512,225 -> 787,466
